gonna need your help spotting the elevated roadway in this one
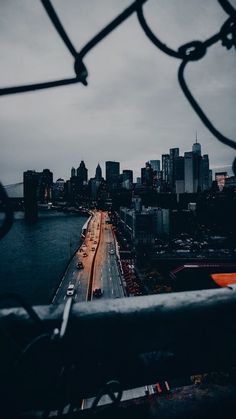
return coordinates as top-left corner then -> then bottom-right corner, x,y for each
91,211 -> 124,300
52,210 -> 123,304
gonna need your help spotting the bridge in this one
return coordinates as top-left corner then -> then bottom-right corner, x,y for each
52,210 -> 124,304
1,212 -> 236,417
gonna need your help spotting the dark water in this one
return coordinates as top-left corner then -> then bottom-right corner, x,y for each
0,212 -> 88,305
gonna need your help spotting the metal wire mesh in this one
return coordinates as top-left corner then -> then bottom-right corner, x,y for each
0,0 -> 235,238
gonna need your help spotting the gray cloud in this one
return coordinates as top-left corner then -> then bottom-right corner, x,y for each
0,0 -> 235,184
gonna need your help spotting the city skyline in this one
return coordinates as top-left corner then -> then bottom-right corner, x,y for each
1,0 -> 235,185
4,140 -> 234,189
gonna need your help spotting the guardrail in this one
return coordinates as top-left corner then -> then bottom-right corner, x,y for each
1,285 -> 236,416
86,211 -> 102,301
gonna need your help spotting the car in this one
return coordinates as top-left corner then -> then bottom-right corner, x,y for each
93,288 -> 103,298
83,252 -> 88,257
109,249 -> 115,255
91,247 -> 95,251
93,241 -> 97,244
67,284 -> 75,296
76,261 -> 84,269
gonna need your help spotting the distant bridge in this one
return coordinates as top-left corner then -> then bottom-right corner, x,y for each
4,182 -> 23,198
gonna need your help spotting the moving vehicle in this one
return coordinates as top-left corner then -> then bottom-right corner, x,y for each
83,252 -> 88,257
93,288 -> 103,298
109,249 -> 115,255
76,261 -> 84,269
91,247 -> 95,251
66,284 -> 75,296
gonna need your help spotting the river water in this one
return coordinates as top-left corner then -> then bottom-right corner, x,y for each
0,212 -> 88,306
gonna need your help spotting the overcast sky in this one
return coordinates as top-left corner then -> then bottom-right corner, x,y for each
0,0 -> 235,185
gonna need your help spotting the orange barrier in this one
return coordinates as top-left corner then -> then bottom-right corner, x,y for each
211,273 -> 236,287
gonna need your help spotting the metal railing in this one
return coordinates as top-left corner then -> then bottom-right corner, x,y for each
0,0 -> 236,239
0,2 -> 236,416
1,286 -> 236,416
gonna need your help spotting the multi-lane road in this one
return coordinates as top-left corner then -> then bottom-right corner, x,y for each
52,210 -> 123,304
51,209 -> 156,409
92,211 -> 124,300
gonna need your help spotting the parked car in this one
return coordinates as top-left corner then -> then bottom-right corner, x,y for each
83,252 -> 88,257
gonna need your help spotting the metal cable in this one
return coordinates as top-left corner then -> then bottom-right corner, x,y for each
79,0 -> 148,59
178,60 -> 236,151
0,0 -> 148,96
40,0 -> 77,58
0,0 -> 235,241
137,0 -> 236,159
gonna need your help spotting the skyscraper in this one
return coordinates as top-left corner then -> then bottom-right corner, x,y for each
184,152 -> 194,193
71,167 -> 76,178
141,162 -> 153,186
77,160 -> 88,185
122,170 -> 133,189
95,163 -> 102,180
123,170 -> 133,183
150,160 -> 160,173
184,151 -> 202,193
202,154 -> 210,191
175,156 -> 185,196
162,154 -> 170,182
192,133 -> 201,156
169,148 -> 179,190
106,161 -> 120,189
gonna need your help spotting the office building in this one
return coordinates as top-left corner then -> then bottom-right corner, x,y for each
150,160 -> 160,173
162,154 -> 170,183
175,156 -> 185,196
77,160 -> 88,185
106,161 -> 120,190
169,148 -> 179,189
215,172 -> 228,191
95,163 -> 102,180
71,167 -> 76,178
192,136 -> 201,156
141,162 -> 153,186
202,154 -> 210,191
53,178 -> 65,201
122,170 -> 133,190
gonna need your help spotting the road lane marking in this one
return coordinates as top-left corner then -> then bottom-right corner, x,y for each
64,295 -> 66,300
110,277 -> 112,281
112,289 -> 114,294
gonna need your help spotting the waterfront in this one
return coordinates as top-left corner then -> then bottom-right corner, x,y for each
0,212 -> 88,305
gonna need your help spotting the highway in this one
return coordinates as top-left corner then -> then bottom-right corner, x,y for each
51,209 -> 156,410
92,212 -> 124,300
52,210 -> 123,304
